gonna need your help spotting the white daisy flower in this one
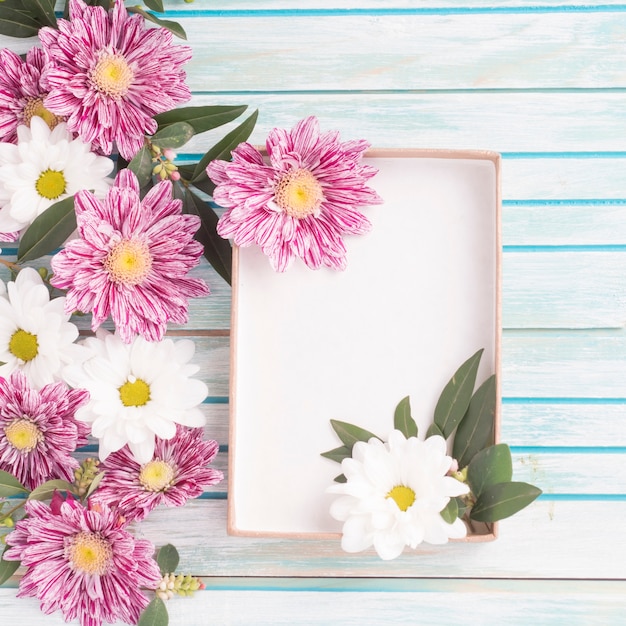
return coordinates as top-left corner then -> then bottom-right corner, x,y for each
63,330 -> 208,464
0,267 -> 86,389
0,116 -> 113,237
328,431 -> 470,560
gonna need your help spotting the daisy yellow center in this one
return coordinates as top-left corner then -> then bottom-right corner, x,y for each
35,169 -> 66,201
4,418 -> 42,453
139,460 -> 176,492
119,377 -> 151,407
386,485 -> 416,512
90,52 -> 134,99
65,531 -> 113,576
105,239 -> 152,286
8,329 -> 38,362
275,168 -> 323,219
22,96 -> 62,130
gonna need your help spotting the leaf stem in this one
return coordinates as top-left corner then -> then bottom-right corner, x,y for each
0,259 -> 21,273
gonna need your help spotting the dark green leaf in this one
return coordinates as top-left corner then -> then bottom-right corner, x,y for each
28,479 -> 75,501
128,145 -> 153,188
452,375 -> 496,468
176,164 -> 196,182
154,105 -> 248,136
320,445 -> 352,463
467,443 -> 513,497
156,544 -> 180,576
470,481 -> 542,522
439,497 -> 458,524
144,0 -> 164,12
127,6 -> 186,39
85,471 -> 106,499
0,6 -> 41,37
330,419 -> 380,450
0,545 -> 19,587
24,0 -> 56,27
17,196 -> 76,263
426,423 -> 444,439
194,109 -> 259,184
334,473 -> 347,483
393,396 -> 417,438
151,122 -> 195,150
181,189 -> 232,285
0,470 -> 28,498
434,349 -> 484,438
138,597 -> 169,626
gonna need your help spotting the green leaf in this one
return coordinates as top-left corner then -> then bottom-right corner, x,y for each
455,495 -> 468,519
151,121 -> 195,150
439,497 -> 458,524
470,481 -> 542,522
0,545 -> 19,587
393,396 -> 417,438
433,349 -> 484,439
320,445 -> 352,463
194,109 -> 259,185
127,6 -> 186,39
334,473 -> 347,483
138,597 -> 169,626
156,544 -> 180,576
0,6 -> 41,37
181,189 -> 232,285
86,471 -> 106,499
330,419 -> 380,450
17,196 -> 76,263
467,443 -> 513,497
452,375 -> 496,468
0,470 -> 28,498
128,145 -> 153,188
143,0 -> 164,12
28,479 -> 75,501
24,0 -> 57,27
154,105 -> 248,136
425,422 -> 444,439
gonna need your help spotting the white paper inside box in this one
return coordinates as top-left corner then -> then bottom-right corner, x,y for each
228,149 -> 501,542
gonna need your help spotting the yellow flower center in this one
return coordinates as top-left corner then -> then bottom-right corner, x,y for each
274,168 -> 323,219
386,485 -> 416,512
35,169 -> 66,201
65,531 -> 113,576
8,329 -> 38,362
22,96 -> 62,129
90,52 -> 134,99
119,377 -> 151,407
4,418 -> 42,453
139,460 -> 176,492
104,239 -> 152,286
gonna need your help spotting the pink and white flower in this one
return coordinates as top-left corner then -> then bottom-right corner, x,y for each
93,426 -> 223,522
207,115 -> 382,272
38,0 -> 192,159
0,371 -> 89,490
4,497 -> 161,626
50,169 -> 209,343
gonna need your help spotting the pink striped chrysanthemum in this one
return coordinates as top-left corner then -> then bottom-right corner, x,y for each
38,0 -> 192,160
4,497 -> 162,626
207,116 -> 382,272
50,169 -> 209,343
0,47 -> 61,145
93,426 -> 223,522
0,371 -> 90,490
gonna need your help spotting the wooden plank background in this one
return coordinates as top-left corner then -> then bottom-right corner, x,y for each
2,0 -> 626,623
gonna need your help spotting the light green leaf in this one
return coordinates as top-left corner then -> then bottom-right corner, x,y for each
138,597 -> 169,626
393,396 -> 417,438
154,105 -> 248,136
143,0 -> 164,12
127,6 -> 186,39
86,471 -> 106,499
330,420 -> 380,450
320,445 -> 352,463
0,470 -> 28,498
181,189 -> 232,285
470,481 -> 542,522
439,498 -> 458,524
467,443 -> 513,497
156,544 -> 180,576
17,196 -> 76,263
455,496 -> 468,519
151,122 -> 195,150
433,349 -> 484,438
128,145 -> 153,188
452,374 -> 496,468
0,545 -> 19,587
0,5 -> 41,37
28,479 -> 75,501
425,422 -> 444,439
